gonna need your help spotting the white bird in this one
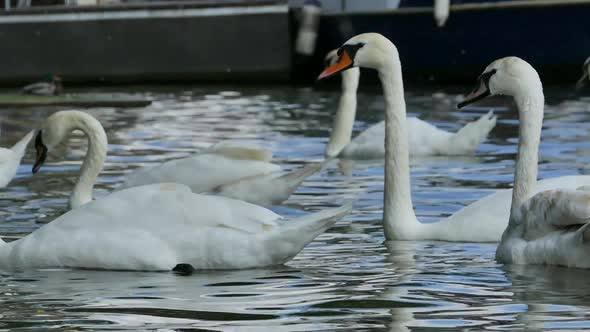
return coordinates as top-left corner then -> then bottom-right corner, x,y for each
318,33 -> 590,242
118,141 -> 324,209
460,57 -> 590,268
0,129 -> 35,188
0,110 -> 352,271
323,49 -> 497,159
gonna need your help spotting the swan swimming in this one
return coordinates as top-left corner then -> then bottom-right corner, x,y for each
118,139 -> 324,209
322,49 -> 497,159
0,129 -> 35,188
318,33 -> 590,242
460,57 -> 590,268
0,110 -> 352,271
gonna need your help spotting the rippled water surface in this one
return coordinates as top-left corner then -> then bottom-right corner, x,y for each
1,85 -> 590,331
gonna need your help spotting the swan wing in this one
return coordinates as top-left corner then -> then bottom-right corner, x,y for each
120,153 -> 280,192
341,113 -> 495,159
205,141 -> 273,162
2,183 -> 281,270
497,187 -> 590,268
441,175 -> 590,242
519,188 -> 590,240
2,183 -> 351,271
407,112 -> 496,156
0,148 -> 21,188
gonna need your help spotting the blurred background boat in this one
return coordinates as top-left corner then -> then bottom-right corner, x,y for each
296,0 -> 590,85
1,0 -> 589,85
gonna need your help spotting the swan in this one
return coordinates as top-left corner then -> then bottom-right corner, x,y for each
0,129 -> 35,187
118,141 -> 324,209
459,57 -> 590,268
317,33 -> 590,242
323,49 -> 497,159
0,110 -> 352,271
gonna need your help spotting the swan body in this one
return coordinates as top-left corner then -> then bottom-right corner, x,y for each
459,57 -> 590,268
119,142 -> 324,208
0,182 -> 351,271
333,115 -> 496,159
318,34 -> 590,243
0,110 -> 352,271
0,130 -> 35,187
323,50 -> 496,159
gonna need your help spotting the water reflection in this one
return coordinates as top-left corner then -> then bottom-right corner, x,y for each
0,86 -> 590,330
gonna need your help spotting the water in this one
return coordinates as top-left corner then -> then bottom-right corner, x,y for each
1,85 -> 590,331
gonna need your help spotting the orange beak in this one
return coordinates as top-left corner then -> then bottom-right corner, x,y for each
317,50 -> 354,80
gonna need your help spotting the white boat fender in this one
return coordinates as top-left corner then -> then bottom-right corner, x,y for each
295,0 -> 322,56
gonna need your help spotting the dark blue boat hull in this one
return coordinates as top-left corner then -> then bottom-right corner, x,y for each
310,1 -> 590,84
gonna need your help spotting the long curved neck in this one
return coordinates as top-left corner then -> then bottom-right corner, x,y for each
326,68 -> 360,157
65,112 -> 108,209
379,56 -> 418,240
510,89 -> 544,218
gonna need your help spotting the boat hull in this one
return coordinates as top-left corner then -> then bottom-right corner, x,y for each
311,0 -> 590,84
0,0 -> 291,84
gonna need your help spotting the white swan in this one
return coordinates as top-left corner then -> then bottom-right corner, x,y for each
0,129 -> 35,187
323,49 -> 497,159
318,33 -> 590,242
0,110 -> 352,271
118,141 -> 324,209
460,57 -> 590,268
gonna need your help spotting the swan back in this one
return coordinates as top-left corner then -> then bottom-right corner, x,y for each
497,188 -> 590,268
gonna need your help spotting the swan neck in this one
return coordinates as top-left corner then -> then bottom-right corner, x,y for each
68,113 -> 108,209
326,68 -> 359,157
510,92 -> 544,217
379,58 -> 417,239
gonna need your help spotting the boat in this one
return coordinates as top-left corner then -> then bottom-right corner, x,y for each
0,0 -> 290,85
1,0 -> 588,85
294,0 -> 590,84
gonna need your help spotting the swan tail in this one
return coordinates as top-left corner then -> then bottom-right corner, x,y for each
266,202 -> 353,263
10,130 -> 35,159
215,161 -> 328,207
448,111 -> 496,154
271,160 -> 327,195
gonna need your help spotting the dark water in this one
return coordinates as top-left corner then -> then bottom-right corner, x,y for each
1,86 -> 590,331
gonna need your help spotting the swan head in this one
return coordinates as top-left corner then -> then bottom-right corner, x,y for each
318,33 -> 397,80
32,111 -> 73,173
576,56 -> 590,89
323,48 -> 361,93
458,56 -> 542,108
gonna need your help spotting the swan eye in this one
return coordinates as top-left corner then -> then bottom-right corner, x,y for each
478,68 -> 497,88
341,43 -> 365,61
